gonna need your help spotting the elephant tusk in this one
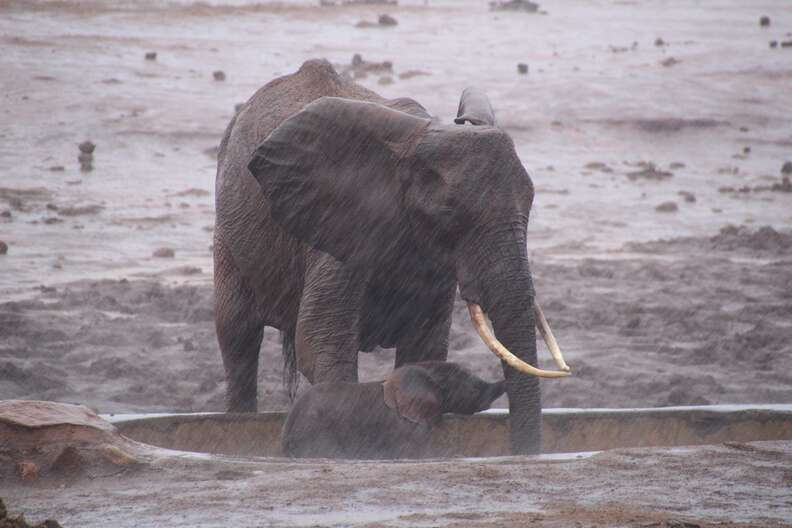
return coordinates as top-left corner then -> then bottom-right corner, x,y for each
534,301 -> 571,372
467,303 -> 570,378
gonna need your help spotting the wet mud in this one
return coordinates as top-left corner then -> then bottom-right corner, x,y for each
1,0 -> 792,525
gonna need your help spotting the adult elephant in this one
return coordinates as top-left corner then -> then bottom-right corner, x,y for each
214,59 -> 570,454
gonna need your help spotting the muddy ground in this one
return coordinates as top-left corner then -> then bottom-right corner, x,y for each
4,439 -> 792,527
2,225 -> 792,415
1,0 -> 792,525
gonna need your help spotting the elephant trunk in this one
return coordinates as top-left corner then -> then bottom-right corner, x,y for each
457,218 -> 549,454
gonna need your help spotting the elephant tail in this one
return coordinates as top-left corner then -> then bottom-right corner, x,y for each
281,329 -> 299,401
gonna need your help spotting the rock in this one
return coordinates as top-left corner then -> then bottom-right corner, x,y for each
144,51 -> 157,61
678,190 -> 696,203
517,63 -> 528,74
669,162 -> 686,170
654,37 -> 666,47
234,102 -> 245,112
655,201 -> 678,213
16,460 -> 39,481
47,165 -> 65,172
626,163 -> 673,181
782,41 -> 792,48
0,210 -> 11,218
769,40 -> 778,48
346,54 -> 393,76
759,15 -> 770,27
378,13 -> 398,26
398,70 -> 430,80
743,146 -> 751,155
152,247 -> 175,258
584,161 -> 613,173
489,0 -> 539,12
781,161 -> 792,175
0,241 -> 8,255
660,57 -> 680,67
771,176 -> 792,193
213,70 -> 226,81
78,141 -> 95,154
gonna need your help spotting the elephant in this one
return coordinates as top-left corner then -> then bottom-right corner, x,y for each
214,58 -> 570,455
281,361 -> 506,459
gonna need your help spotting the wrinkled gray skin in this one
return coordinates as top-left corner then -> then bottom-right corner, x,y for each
215,59 -> 541,454
281,361 -> 505,459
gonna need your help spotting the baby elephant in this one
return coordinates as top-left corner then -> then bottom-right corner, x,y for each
281,361 -> 505,459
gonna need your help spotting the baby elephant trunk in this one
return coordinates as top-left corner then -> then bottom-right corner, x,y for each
443,375 -> 506,415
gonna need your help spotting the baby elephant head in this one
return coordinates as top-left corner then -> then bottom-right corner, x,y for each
383,361 -> 505,424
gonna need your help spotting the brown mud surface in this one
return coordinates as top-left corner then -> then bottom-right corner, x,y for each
4,432 -> 792,527
2,226 -> 792,413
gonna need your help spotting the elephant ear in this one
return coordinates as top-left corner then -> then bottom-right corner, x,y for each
454,87 -> 496,126
248,97 -> 429,268
383,365 -> 443,424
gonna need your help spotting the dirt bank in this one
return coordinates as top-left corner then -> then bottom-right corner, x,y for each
2,227 -> 790,413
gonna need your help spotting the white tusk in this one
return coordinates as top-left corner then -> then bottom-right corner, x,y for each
534,301 -> 570,372
467,303 -> 570,378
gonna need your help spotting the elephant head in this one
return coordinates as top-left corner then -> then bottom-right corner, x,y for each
248,92 -> 569,454
383,361 -> 505,424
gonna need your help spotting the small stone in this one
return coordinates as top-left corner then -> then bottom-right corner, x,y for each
234,102 -> 245,112
770,40 -> 778,48
351,53 -> 363,67
48,165 -> 65,172
16,460 -> 39,481
654,37 -> 666,47
213,70 -> 226,81
78,141 -> 96,154
759,15 -> 770,27
378,14 -> 398,26
781,161 -> 792,175
517,63 -> 528,74
153,247 -> 175,258
655,201 -> 678,213
0,241 -> 8,254
1,210 -> 11,218
660,57 -> 680,67
743,146 -> 751,155
145,51 -> 157,61
678,190 -> 696,203
782,41 -> 792,48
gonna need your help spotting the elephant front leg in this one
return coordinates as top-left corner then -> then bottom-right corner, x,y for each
297,253 -> 365,384
394,281 -> 455,368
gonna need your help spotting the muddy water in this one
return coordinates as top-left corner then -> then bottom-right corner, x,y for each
1,0 -> 791,300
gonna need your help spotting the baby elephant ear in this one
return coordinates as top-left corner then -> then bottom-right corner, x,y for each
454,87 -> 496,126
248,97 -> 428,269
383,366 -> 443,425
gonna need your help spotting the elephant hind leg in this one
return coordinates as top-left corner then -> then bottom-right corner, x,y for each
281,328 -> 299,401
214,235 -> 264,412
